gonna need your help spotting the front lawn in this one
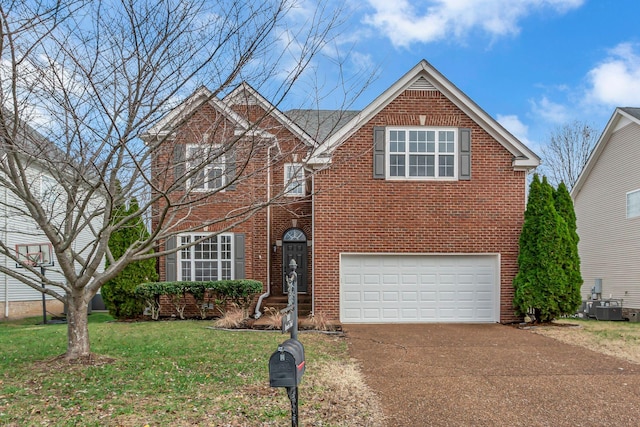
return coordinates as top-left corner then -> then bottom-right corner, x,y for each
531,318 -> 640,364
0,314 -> 383,426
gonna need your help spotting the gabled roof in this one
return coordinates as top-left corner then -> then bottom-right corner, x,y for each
140,86 -> 273,141
306,59 -> 540,170
224,82 -> 317,147
571,107 -> 640,198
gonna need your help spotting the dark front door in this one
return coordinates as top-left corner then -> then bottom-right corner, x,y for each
282,229 -> 308,294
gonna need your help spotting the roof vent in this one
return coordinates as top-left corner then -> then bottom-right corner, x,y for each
408,77 -> 436,91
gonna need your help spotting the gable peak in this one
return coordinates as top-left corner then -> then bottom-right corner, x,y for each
408,76 -> 436,91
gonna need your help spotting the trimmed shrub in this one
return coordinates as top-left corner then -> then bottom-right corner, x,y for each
135,280 -> 262,320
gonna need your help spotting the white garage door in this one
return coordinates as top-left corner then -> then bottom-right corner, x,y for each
340,254 -> 498,323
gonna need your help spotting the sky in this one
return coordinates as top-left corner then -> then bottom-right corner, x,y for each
294,0 -> 640,155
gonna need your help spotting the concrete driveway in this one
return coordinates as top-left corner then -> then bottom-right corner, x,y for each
344,323 -> 640,426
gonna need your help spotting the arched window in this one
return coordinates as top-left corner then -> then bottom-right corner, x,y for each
283,228 -> 306,242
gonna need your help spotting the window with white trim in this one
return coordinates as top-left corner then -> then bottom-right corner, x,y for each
186,144 -> 226,191
284,163 -> 305,196
387,128 -> 457,179
39,175 -> 59,202
179,234 -> 233,281
627,189 -> 640,219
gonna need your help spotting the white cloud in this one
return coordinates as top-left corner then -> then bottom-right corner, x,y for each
363,0 -> 584,48
497,113 -> 533,146
530,96 -> 571,125
587,42 -> 640,106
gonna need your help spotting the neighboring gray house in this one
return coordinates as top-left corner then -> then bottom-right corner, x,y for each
0,117 -> 105,319
571,107 -> 640,315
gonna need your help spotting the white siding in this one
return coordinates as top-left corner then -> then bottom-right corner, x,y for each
1,165 -> 104,314
574,122 -> 640,309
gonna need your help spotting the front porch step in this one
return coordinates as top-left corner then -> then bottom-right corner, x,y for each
259,295 -> 312,317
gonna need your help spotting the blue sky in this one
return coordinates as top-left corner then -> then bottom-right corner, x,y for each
292,0 -> 640,155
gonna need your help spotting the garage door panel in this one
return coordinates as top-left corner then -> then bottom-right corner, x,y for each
341,254 -> 498,323
363,291 -> 380,302
382,292 -> 398,301
343,291 -> 361,302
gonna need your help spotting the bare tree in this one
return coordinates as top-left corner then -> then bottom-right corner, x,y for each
0,0 -> 353,360
541,121 -> 600,191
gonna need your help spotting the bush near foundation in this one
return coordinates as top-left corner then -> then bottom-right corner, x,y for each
135,280 -> 262,320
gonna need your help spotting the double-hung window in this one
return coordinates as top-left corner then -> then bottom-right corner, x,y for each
179,234 -> 233,281
388,128 -> 457,179
627,189 -> 640,219
186,144 -> 226,191
284,163 -> 305,196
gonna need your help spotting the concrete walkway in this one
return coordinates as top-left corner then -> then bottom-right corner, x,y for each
345,323 -> 640,426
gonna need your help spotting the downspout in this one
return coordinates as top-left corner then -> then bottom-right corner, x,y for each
310,172 -> 315,316
254,140 -> 278,318
3,183 -> 8,318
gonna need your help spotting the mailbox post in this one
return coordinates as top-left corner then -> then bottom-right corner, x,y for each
269,258 -> 304,427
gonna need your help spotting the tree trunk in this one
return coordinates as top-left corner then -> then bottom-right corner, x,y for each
65,292 -> 91,360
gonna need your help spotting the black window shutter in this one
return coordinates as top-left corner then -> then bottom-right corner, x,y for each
173,144 -> 186,190
373,126 -> 385,179
165,236 -> 177,282
226,146 -> 237,190
234,233 -> 245,279
459,128 -> 471,180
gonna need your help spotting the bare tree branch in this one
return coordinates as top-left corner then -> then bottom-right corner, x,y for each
540,121 -> 599,191
0,0 -> 362,359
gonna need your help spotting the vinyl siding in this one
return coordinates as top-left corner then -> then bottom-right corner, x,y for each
574,122 -> 640,309
1,165 -> 104,309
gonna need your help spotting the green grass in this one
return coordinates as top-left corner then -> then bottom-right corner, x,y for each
0,314 -> 357,426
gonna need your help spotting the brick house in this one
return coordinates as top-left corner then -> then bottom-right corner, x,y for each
144,60 -> 539,324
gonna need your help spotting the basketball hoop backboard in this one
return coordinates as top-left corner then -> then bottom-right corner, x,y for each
15,243 -> 54,268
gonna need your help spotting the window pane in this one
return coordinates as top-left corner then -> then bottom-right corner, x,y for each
426,131 -> 435,152
195,261 -> 217,281
439,155 -> 454,177
220,236 -> 232,260
409,131 -> 427,153
181,261 -> 191,281
438,131 -> 455,153
390,154 -> 405,176
628,190 -> 640,218
285,164 -> 304,195
426,155 -> 435,176
221,261 -> 232,280
409,155 -> 428,176
192,170 -> 206,189
390,131 -> 405,152
208,167 -> 224,189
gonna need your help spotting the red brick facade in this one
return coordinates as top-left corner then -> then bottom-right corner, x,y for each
149,62 -> 538,324
312,90 -> 526,323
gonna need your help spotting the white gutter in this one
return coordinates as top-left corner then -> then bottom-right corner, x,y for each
254,140 -> 278,318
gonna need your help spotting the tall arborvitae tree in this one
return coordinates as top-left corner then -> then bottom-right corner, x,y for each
513,174 -> 569,323
553,181 -> 583,314
102,198 -> 158,319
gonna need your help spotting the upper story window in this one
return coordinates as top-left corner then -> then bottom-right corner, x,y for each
179,234 -> 233,281
387,128 -> 457,179
186,144 -> 226,191
627,189 -> 640,219
284,163 -> 305,196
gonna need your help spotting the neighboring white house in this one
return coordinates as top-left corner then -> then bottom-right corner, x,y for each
571,107 -> 640,315
1,119 -> 105,319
